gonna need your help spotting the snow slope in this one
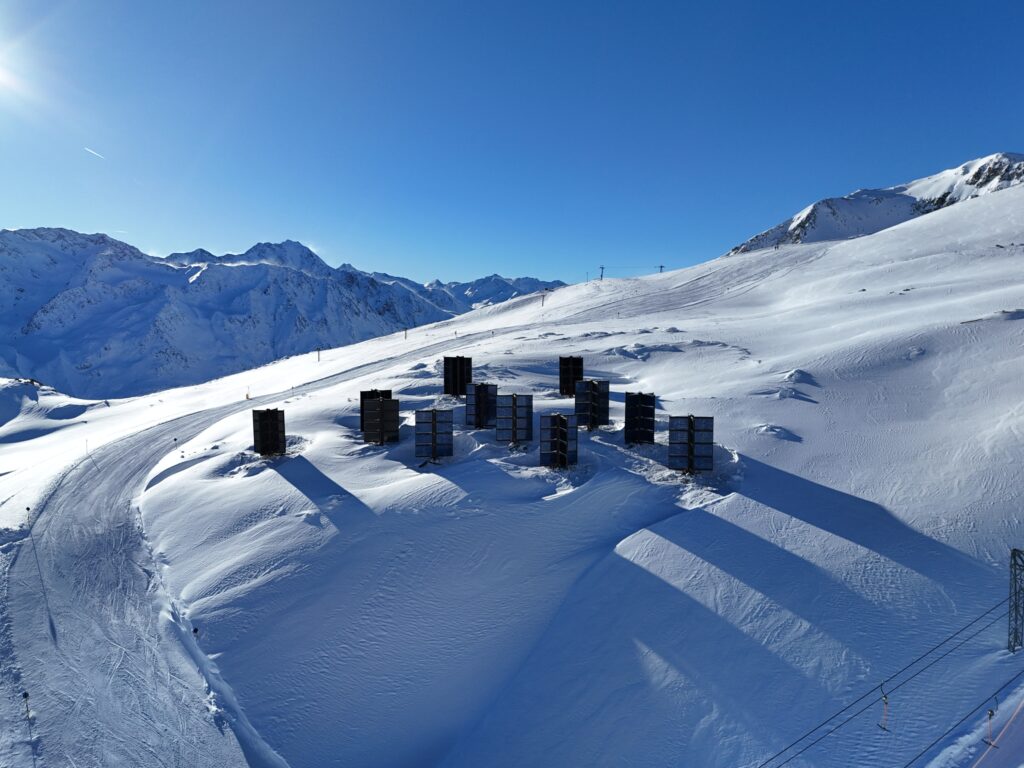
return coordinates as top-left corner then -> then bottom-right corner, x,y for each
0,228 -> 559,399
1,182 -> 1024,767
731,152 -> 1024,253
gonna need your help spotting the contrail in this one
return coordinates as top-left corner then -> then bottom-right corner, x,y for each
84,147 -> 105,159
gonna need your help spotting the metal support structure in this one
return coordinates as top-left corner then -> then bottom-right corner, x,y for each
1010,548 -> 1024,652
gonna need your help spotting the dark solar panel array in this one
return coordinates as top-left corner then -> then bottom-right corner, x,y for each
574,379 -> 610,430
443,356 -> 473,396
363,397 -> 400,444
668,415 -> 714,472
496,394 -> 533,444
539,413 -> 578,468
415,409 -> 454,460
466,383 -> 498,428
252,408 -> 286,456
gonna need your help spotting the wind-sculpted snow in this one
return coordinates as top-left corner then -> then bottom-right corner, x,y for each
0,228 -> 559,399
2,183 -> 1024,766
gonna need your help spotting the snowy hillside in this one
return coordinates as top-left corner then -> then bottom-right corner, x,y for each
0,228 -> 558,399
731,152 -> 1024,253
1,180 -> 1023,767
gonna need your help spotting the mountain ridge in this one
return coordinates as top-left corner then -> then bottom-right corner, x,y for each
730,152 -> 1024,253
0,228 -> 562,398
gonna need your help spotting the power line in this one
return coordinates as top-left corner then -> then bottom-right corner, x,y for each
755,598 -> 1009,768
769,608 -> 1009,768
900,663 -> 1024,767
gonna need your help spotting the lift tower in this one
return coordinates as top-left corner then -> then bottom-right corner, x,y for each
1010,548 -> 1024,652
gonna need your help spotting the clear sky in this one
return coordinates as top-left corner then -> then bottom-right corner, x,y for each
1,0 -> 1021,283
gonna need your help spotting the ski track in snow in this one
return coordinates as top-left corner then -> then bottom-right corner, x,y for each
0,329 -> 512,767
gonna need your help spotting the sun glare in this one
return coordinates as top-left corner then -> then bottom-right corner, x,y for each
0,51 -> 36,108
0,38 -> 48,117
0,62 -> 22,93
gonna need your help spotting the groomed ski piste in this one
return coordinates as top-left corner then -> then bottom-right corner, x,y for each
1,183 -> 1024,767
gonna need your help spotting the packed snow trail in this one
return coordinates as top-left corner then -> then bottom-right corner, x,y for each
6,407 -> 268,766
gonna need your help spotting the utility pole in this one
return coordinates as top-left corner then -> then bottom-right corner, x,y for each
317,346 -> 321,362
599,265 -> 605,281
658,264 -> 665,273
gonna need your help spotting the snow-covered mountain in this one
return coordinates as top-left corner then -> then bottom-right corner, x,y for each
2,175 -> 1024,767
367,271 -> 565,314
0,228 -> 560,398
731,152 -> 1024,253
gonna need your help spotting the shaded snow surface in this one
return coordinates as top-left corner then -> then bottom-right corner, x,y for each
2,183 -> 1024,766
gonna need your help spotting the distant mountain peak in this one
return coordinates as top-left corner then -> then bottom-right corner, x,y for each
0,227 -> 564,397
369,271 -> 565,314
4,227 -> 139,257
730,152 -> 1024,254
166,240 -> 333,278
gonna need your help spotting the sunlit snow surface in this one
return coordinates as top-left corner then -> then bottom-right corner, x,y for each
2,185 -> 1024,766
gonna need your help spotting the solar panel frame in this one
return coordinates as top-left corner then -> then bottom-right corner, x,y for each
252,408 -> 286,456
574,379 -> 610,430
624,392 -> 656,444
415,408 -> 454,459
539,413 -> 578,467
558,356 -> 584,396
360,389 -> 392,431
496,393 -> 533,444
443,356 -> 473,396
363,397 -> 400,444
665,414 -> 714,472
466,383 -> 498,428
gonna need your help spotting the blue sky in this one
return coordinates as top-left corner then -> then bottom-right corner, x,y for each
1,1 -> 1021,282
